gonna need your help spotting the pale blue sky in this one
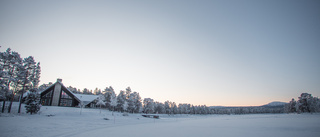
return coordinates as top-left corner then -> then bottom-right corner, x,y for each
1,0 -> 319,106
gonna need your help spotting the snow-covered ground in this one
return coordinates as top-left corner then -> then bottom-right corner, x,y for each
1,102 -> 320,137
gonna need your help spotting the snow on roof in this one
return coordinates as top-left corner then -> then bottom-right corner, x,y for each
73,93 -> 99,106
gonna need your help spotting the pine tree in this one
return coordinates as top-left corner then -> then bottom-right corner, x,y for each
0,48 -> 23,113
94,88 -> 102,95
164,101 -> 171,115
103,86 -> 114,110
66,85 -> 79,94
284,98 -> 296,113
154,102 -> 165,114
96,94 -> 105,114
133,92 -> 142,113
123,101 -> 128,112
17,56 -> 40,113
289,93 -> 320,113
82,88 -> 90,94
126,91 -> 141,113
143,98 -> 154,114
127,93 -> 135,113
110,92 -> 117,115
30,62 -> 41,89
116,90 -> 126,112
125,87 -> 131,101
24,90 -> 41,114
171,102 -> 178,114
296,93 -> 313,113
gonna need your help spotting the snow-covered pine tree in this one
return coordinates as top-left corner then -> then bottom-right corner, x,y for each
17,56 -> 40,113
296,93 -> 313,113
125,87 -> 131,101
104,86 -> 114,110
96,94 -> 105,114
154,102 -> 165,114
0,79 -> 8,110
94,88 -> 102,95
7,51 -> 23,113
143,98 -> 154,114
309,96 -> 320,113
178,103 -> 191,114
0,48 -> 22,113
164,101 -> 171,115
66,85 -> 80,94
82,88 -> 91,95
127,93 -> 135,113
123,101 -> 128,112
284,98 -> 296,113
0,48 -> 12,113
24,90 -> 41,114
132,92 -> 142,113
171,102 -> 178,115
110,92 -> 117,115
116,90 -> 126,112
30,62 -> 41,89
39,82 -> 53,91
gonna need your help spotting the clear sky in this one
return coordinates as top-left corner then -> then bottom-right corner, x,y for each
1,0 -> 319,106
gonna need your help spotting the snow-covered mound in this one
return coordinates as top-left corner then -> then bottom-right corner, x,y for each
263,101 -> 287,107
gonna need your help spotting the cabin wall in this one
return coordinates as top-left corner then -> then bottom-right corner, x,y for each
51,83 -> 62,106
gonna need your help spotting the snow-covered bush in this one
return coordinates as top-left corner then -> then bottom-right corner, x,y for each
24,91 -> 41,114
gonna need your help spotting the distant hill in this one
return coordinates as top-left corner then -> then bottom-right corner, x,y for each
262,101 -> 287,107
209,101 -> 287,114
210,101 -> 287,108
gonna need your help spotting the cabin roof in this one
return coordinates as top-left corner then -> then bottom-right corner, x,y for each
40,81 -> 99,106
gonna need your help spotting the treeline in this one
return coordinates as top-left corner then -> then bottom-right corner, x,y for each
142,99 -> 212,115
0,48 -> 41,113
68,85 -> 215,115
211,106 -> 284,115
95,87 -> 284,115
91,86 -> 214,115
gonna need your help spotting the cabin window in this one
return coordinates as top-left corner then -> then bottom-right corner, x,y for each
59,90 -> 72,107
45,90 -> 53,97
61,90 -> 72,99
41,90 -> 53,106
59,99 -> 72,107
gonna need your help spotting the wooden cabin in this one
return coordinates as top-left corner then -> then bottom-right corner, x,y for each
40,79 -> 99,108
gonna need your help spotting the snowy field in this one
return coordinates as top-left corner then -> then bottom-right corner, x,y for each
1,103 -> 320,137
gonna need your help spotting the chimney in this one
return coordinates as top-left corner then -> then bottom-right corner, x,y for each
57,78 -> 62,83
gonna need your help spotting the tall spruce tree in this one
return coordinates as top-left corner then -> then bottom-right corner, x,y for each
96,94 -> 105,114
110,92 -> 117,115
116,90 -> 126,112
17,56 -> 40,113
24,89 -> 41,114
104,86 -> 115,110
